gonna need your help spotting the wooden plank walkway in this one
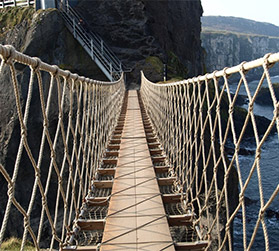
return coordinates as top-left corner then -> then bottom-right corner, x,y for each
100,90 -> 175,250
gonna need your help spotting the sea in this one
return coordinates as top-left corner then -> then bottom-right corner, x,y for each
225,75 -> 279,250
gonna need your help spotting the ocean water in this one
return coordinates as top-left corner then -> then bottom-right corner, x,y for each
227,75 -> 279,250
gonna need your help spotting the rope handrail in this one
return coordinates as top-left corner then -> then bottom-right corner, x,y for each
140,52 -> 279,250
0,44 -> 125,250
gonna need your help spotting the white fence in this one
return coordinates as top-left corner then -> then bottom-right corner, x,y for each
0,0 -> 34,8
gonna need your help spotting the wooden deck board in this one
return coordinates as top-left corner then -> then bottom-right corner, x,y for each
100,90 -> 174,250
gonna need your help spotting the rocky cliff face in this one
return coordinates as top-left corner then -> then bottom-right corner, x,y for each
201,31 -> 279,80
76,0 -> 204,85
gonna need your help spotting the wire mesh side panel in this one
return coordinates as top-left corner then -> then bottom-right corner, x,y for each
140,52 -> 279,251
0,44 -> 125,250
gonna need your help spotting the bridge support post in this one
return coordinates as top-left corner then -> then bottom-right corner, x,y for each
163,63 -> 167,82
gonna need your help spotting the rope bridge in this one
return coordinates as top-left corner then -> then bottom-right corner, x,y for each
0,44 -> 279,250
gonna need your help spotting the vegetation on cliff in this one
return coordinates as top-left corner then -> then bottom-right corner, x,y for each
0,7 -> 34,32
1,238 -> 35,251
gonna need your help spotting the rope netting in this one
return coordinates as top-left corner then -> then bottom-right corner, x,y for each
0,44 -> 125,250
141,53 -> 279,250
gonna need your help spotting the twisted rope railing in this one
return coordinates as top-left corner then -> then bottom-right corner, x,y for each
141,53 -> 279,250
0,44 -> 125,250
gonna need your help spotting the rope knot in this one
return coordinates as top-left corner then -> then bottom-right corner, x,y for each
43,119 -> 49,128
64,70 -> 71,80
7,183 -> 14,197
51,151 -> 56,159
222,67 -> 229,77
248,103 -> 254,113
239,61 -> 247,73
274,103 -> 279,117
239,193 -> 244,204
263,53 -> 272,67
255,148 -> 261,159
24,216 -> 30,229
72,73 -> 79,82
228,104 -> 234,114
42,197 -> 48,207
3,45 -> 16,64
51,65 -> 60,77
235,144 -> 240,153
220,143 -> 225,153
216,104 -> 220,113
21,126 -> 27,137
31,57 -> 42,72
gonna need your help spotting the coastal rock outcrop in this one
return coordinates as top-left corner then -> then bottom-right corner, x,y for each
202,31 -> 279,78
201,16 -> 279,80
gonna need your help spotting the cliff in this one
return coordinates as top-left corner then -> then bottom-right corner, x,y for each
75,0 -> 204,85
201,16 -> 279,79
202,31 -> 279,76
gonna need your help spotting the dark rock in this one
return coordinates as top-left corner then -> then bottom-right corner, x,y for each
75,0 -> 204,85
225,146 -> 255,156
255,83 -> 279,106
244,196 -> 258,206
234,94 -> 248,106
266,209 -> 279,219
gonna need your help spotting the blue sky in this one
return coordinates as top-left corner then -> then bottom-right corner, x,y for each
201,0 -> 279,26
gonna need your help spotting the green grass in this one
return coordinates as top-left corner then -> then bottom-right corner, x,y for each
157,78 -> 184,84
0,7 -> 35,31
1,237 -> 36,251
145,56 -> 164,74
202,28 -> 279,39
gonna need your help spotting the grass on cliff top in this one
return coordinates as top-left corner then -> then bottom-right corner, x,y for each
0,7 -> 35,30
1,237 -> 35,250
202,27 -> 279,39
